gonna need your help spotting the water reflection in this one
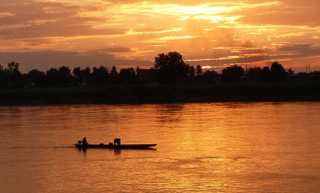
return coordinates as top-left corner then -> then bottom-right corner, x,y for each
77,147 -> 122,155
156,104 -> 185,113
114,149 -> 121,155
0,103 -> 320,193
76,147 -> 157,156
77,147 -> 87,154
156,104 -> 185,123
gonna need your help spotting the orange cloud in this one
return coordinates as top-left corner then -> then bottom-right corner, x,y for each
0,0 -> 320,72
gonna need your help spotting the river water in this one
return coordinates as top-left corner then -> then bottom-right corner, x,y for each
0,103 -> 320,193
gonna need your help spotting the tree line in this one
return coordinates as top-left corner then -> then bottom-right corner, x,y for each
1,51 -> 320,88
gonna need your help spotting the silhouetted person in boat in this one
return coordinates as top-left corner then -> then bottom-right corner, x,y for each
82,137 -> 88,146
114,138 -> 121,146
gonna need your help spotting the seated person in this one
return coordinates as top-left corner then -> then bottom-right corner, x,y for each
114,138 -> 121,145
82,137 -> 89,145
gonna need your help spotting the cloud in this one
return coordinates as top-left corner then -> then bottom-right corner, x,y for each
0,0 -> 126,40
0,1 -> 79,25
234,0 -> 320,26
0,21 -> 126,39
0,50 -> 151,72
97,47 -> 132,53
0,0 -> 320,71
277,43 -> 320,57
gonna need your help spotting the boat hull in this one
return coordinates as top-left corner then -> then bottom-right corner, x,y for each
75,143 -> 156,149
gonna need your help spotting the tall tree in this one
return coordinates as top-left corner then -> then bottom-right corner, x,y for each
91,66 -> 109,84
203,70 -> 219,83
7,61 -> 21,86
58,66 -> 73,85
261,67 -> 271,81
189,66 -> 195,78
0,64 -> 7,85
73,67 -> 83,85
46,68 -> 59,86
270,62 -> 288,81
26,69 -> 46,87
109,66 -> 119,84
196,65 -> 202,76
222,65 -> 244,82
154,51 -> 189,83
83,67 -> 91,85
119,68 -> 137,84
246,67 -> 262,81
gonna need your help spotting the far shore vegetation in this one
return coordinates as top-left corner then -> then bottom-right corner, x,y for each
1,51 -> 320,105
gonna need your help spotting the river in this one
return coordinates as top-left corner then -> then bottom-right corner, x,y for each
0,102 -> 320,193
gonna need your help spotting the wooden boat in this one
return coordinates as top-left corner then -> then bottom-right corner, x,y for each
75,143 -> 157,149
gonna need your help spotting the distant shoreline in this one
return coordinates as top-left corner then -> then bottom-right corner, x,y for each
1,82 -> 320,106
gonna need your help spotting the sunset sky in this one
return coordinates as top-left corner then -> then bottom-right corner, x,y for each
1,0 -> 320,72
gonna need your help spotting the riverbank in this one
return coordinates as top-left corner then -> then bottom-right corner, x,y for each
1,82 -> 320,105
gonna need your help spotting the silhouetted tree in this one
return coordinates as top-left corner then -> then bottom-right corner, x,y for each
246,67 -> 262,81
83,67 -> 91,85
46,68 -> 60,86
0,64 -> 8,85
203,70 -> 219,83
73,67 -> 82,85
295,72 -> 309,81
287,68 -> 295,80
25,69 -> 46,87
46,66 -> 73,86
58,66 -> 73,85
222,65 -> 244,82
196,65 -> 202,76
136,68 -> 157,83
246,67 -> 272,82
270,62 -> 287,81
7,61 -> 19,73
189,66 -> 195,78
287,68 -> 295,76
109,66 -> 119,84
0,58 -> 311,88
91,66 -> 109,84
260,67 -> 271,81
310,71 -> 320,81
119,68 -> 138,84
154,51 -> 189,83
72,67 -> 92,85
6,61 -> 22,86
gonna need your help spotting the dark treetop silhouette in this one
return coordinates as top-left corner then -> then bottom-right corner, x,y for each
1,52 -> 320,87
1,51 -> 320,104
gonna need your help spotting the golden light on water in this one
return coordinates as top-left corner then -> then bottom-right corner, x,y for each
2,103 -> 320,192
